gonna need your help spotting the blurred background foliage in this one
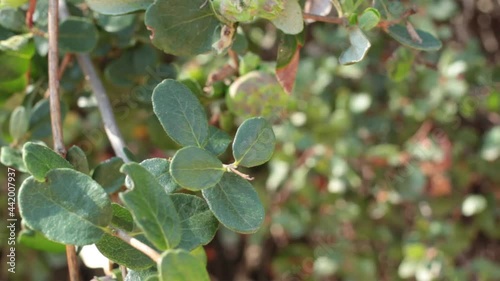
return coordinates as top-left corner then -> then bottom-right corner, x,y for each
1,0 -> 500,280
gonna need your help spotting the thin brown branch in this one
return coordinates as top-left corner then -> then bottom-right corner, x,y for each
111,227 -> 161,263
302,13 -> 345,25
224,164 -> 254,181
48,0 -> 66,156
49,0 -> 79,280
378,7 -> 418,30
26,0 -> 37,29
44,53 -> 73,98
65,245 -> 80,281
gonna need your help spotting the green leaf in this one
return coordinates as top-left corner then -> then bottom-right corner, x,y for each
232,117 -> 276,168
59,17 -> 98,53
110,203 -> 135,232
0,8 -> 25,31
386,46 -> 415,82
86,0 -> 154,15
120,163 -> 182,250
92,157 -> 125,194
145,0 -> 221,56
22,142 -> 73,181
66,145 -> 90,174
170,146 -> 225,190
18,229 -> 66,253
358,8 -> 380,31
271,0 -> 304,35
125,268 -> 158,281
96,234 -> 155,270
276,33 -> 302,93
276,33 -> 299,69
0,146 -> 26,172
18,169 -> 112,245
29,99 -> 68,139
140,158 -> 179,193
0,34 -> 35,81
152,79 -> 209,147
105,44 -> 158,87
339,26 -> 371,65
202,173 -> 265,233
9,105 -> 29,140
190,246 -> 207,266
170,194 -> 219,251
0,74 -> 26,95
158,249 -> 210,281
205,126 -> 232,156
387,24 -> 442,51
95,13 -> 136,33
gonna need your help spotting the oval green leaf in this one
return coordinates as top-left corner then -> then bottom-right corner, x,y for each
170,146 -> 224,190
271,0 -> 304,35
120,163 -> 181,250
145,0 -> 220,56
92,157 -> 125,194
86,0 -> 153,15
202,173 -> 265,233
110,203 -> 135,232
387,24 -> 442,51
170,194 -> 219,251
9,105 -> 29,141
22,142 -> 73,181
358,8 -> 380,31
0,34 -> 35,81
18,169 -> 112,245
96,234 -> 155,270
232,117 -> 276,168
152,79 -> 209,147
158,249 -> 210,281
0,146 -> 26,172
66,145 -> 90,174
339,26 -> 371,65
59,17 -> 98,53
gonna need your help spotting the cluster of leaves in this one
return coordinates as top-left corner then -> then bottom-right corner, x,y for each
1,0 -> 500,280
3,79 -> 275,280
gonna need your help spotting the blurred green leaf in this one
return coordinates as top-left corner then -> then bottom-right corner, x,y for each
158,249 -> 210,281
59,17 -> 98,53
92,157 -> 125,194
387,24 -> 442,51
86,0 -> 153,15
339,27 -> 371,65
358,8 -> 380,31
66,145 -> 90,174
18,229 -> 66,253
